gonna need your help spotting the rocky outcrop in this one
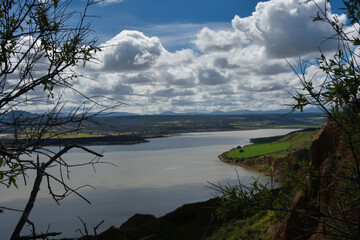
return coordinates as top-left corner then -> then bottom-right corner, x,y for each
269,190 -> 317,240
307,122 -> 341,200
270,122 -> 356,240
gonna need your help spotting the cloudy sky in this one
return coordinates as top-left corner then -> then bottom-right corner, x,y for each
63,0 -> 345,114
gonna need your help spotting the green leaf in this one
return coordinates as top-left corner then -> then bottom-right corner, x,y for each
8,176 -> 18,188
313,12 -> 322,22
353,38 -> 360,45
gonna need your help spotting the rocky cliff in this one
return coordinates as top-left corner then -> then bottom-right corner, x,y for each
270,122 -> 358,239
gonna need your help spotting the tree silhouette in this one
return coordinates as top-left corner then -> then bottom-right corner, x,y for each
0,1 -> 117,239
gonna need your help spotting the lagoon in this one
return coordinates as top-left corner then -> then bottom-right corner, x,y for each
0,129 -> 297,239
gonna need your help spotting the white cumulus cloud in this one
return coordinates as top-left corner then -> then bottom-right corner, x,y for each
92,30 -> 166,72
69,0 -> 345,114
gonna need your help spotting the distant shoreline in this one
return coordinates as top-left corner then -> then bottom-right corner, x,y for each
0,135 -> 152,147
0,127 -> 316,147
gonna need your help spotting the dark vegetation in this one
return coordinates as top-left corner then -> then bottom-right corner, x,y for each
0,1 -> 118,239
1,134 -> 148,146
66,198 -> 224,240
62,189 -> 284,240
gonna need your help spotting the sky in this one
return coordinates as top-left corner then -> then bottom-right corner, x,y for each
51,0 -> 347,114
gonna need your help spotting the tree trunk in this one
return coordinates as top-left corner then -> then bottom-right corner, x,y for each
11,164 -> 45,240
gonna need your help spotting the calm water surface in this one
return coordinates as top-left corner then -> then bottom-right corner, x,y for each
0,129 -> 298,239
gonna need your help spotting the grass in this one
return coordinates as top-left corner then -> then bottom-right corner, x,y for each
227,142 -> 292,159
54,132 -> 107,138
270,129 -> 319,158
206,210 -> 277,240
225,128 -> 320,160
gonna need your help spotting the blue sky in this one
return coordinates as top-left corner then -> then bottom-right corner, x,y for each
54,0 -> 348,114
83,0 -> 344,50
81,0 -> 264,51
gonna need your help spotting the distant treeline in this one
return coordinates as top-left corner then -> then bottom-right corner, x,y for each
1,135 -> 148,147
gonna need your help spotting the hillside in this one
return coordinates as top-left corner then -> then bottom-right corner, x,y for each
218,128 -> 319,175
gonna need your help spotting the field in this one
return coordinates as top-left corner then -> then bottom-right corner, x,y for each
270,128 -> 319,158
224,128 -> 320,160
226,142 -> 292,159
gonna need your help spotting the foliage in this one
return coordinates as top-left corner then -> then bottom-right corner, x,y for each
291,0 -> 360,164
208,172 -> 306,239
0,1 -> 118,239
211,146 -> 317,239
0,0 -> 100,188
290,1 -> 360,237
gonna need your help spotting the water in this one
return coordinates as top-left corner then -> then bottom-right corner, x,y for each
0,129 -> 297,239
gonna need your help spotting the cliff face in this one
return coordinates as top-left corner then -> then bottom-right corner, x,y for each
307,122 -> 342,202
270,122 -> 356,240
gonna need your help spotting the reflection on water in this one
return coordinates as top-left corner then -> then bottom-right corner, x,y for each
0,129 -> 297,239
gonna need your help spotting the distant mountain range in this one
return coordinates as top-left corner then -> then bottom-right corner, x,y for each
157,110 -> 290,115
7,108 -> 323,118
106,108 -> 323,116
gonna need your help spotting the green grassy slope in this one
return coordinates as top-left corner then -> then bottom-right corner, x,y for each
227,142 -> 292,159
224,128 -> 319,161
206,210 -> 277,240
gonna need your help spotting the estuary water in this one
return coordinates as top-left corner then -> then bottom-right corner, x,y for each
0,129 -> 297,239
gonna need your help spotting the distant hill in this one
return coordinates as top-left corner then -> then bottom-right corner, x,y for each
158,111 -> 178,115
157,108 -> 322,116
105,112 -> 140,117
7,108 -> 322,118
4,110 -> 39,118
